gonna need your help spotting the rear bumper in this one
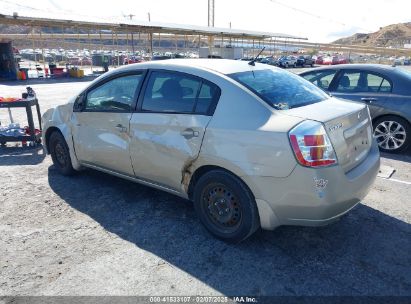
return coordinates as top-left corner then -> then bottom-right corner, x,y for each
246,140 -> 380,230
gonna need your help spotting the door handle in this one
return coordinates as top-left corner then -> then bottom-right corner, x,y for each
361,97 -> 377,103
115,124 -> 127,133
181,128 -> 199,139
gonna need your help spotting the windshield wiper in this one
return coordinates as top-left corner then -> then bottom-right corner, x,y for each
248,47 -> 266,66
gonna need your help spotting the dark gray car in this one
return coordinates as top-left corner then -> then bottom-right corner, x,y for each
300,64 -> 411,152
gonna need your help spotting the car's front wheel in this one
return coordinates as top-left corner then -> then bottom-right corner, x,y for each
49,131 -> 76,175
193,170 -> 260,243
373,116 -> 410,153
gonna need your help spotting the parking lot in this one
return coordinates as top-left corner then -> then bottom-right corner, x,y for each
0,76 -> 410,297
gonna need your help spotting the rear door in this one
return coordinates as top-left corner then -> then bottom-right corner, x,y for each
330,69 -> 392,118
72,72 -> 144,175
129,70 -> 220,191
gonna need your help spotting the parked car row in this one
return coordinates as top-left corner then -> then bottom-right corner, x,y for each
242,55 -> 315,68
313,55 -> 349,65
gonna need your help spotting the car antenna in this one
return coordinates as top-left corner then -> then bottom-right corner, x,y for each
248,47 -> 266,66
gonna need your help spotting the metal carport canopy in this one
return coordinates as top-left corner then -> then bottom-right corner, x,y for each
0,12 -> 307,40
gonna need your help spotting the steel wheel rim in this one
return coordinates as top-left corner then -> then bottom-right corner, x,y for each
201,183 -> 242,232
373,120 -> 406,150
54,142 -> 67,167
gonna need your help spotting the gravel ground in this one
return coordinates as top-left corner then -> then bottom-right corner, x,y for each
0,78 -> 410,297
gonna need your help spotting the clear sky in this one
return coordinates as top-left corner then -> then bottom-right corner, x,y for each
1,0 -> 411,42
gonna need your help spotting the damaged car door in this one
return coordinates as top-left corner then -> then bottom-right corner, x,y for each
72,72 -> 144,175
129,70 -> 220,191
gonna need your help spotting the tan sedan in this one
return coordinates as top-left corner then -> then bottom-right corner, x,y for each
42,59 -> 380,242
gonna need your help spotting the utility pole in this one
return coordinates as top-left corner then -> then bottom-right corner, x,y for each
208,0 -> 214,27
125,14 -> 136,54
229,21 -> 232,46
148,12 -> 153,56
208,0 -> 215,54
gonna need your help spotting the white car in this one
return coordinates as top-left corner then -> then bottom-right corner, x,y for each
277,56 -> 297,68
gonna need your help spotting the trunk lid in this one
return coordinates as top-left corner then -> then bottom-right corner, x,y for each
283,98 -> 373,172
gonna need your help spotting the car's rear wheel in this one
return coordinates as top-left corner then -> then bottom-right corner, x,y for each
49,131 -> 75,175
193,170 -> 260,243
373,116 -> 410,153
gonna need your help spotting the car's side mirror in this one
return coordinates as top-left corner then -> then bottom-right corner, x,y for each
73,94 -> 85,112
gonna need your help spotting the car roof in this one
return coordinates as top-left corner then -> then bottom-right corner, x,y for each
300,64 -> 398,74
115,58 -> 271,75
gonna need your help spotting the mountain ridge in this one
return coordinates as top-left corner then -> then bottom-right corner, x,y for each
333,22 -> 411,47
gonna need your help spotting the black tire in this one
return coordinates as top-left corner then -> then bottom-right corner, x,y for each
285,63 -> 289,68
293,62 -> 297,68
193,170 -> 260,243
49,131 -> 75,175
373,115 -> 410,153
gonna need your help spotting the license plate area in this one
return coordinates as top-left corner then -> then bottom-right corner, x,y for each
344,120 -> 372,168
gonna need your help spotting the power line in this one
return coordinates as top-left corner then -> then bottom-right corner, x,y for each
268,0 -> 375,33
0,0 -> 45,12
0,0 -> 122,22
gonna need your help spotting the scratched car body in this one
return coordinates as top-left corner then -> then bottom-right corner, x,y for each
42,59 -> 380,242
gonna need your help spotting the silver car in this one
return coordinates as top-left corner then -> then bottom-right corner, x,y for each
42,59 -> 380,242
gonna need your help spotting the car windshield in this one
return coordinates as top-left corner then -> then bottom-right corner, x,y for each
228,69 -> 329,110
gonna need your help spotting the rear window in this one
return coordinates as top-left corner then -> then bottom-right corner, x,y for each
228,69 -> 329,110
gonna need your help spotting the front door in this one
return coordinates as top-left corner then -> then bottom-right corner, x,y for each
129,70 -> 220,191
72,72 -> 144,175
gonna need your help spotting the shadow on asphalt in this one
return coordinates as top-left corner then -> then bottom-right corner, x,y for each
0,145 -> 45,166
380,151 -> 411,163
48,166 -> 411,296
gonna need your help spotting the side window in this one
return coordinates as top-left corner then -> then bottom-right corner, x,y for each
301,72 -> 318,82
180,78 -> 201,99
366,73 -> 392,92
142,71 -> 219,114
336,71 -> 361,92
301,70 -> 337,90
85,74 -> 142,111
380,79 -> 392,92
195,82 -> 220,114
336,71 -> 392,93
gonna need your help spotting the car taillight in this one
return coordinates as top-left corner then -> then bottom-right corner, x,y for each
289,120 -> 337,168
